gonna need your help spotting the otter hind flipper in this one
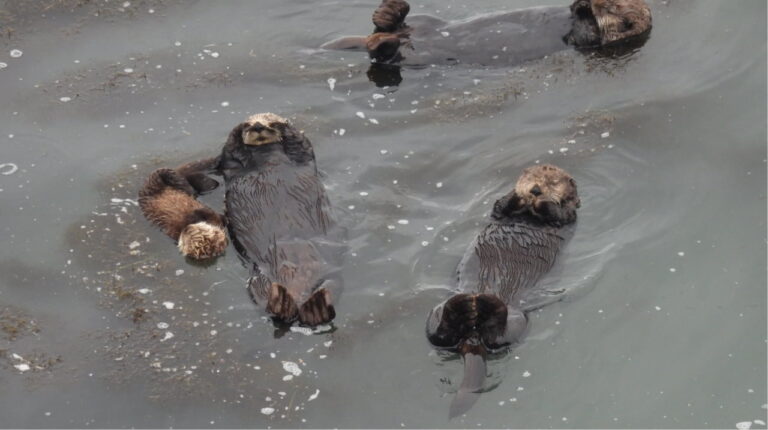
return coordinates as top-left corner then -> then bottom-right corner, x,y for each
265,282 -> 299,323
139,168 -> 197,198
372,0 -> 410,32
298,287 -> 336,326
426,293 -> 508,348
175,156 -> 222,195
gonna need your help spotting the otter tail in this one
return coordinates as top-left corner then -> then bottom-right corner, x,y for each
449,340 -> 487,419
372,0 -> 410,32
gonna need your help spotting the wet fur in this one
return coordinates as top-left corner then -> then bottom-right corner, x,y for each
426,164 -> 580,417
138,168 -> 228,259
324,0 -> 651,67
216,115 -> 343,326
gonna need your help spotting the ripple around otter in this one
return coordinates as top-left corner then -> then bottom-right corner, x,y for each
0,0 -> 765,428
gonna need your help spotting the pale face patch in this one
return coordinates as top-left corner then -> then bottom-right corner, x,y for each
242,112 -> 289,146
178,222 -> 228,260
513,164 -> 579,218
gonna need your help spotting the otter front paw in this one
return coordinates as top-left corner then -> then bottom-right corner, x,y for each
372,0 -> 410,32
266,283 -> 299,323
366,32 -> 402,62
298,288 -> 336,326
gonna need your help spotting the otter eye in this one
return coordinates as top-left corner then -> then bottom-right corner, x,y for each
530,185 -> 542,196
623,18 -> 634,31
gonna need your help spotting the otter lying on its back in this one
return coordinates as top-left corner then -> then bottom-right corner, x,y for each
138,167 -> 228,260
216,114 -> 344,326
323,0 -> 651,67
426,164 -> 580,418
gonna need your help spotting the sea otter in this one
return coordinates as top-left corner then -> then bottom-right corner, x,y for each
322,0 -> 651,85
426,164 -> 580,418
138,167 -> 228,260
210,114 -> 344,326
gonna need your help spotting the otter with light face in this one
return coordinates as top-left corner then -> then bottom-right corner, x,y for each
322,0 -> 651,71
211,113 -> 344,326
138,168 -> 228,260
426,164 -> 580,418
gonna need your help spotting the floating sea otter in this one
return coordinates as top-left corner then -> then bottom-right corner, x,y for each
426,164 -> 580,418
322,0 -> 651,86
138,167 -> 228,260
177,114 -> 344,326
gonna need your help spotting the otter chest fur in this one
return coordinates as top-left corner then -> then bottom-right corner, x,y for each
218,114 -> 345,327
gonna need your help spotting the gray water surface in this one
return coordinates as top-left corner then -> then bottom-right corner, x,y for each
0,0 -> 765,428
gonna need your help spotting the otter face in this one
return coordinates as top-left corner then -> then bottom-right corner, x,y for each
498,164 -> 580,226
241,113 -> 289,146
567,0 -> 651,47
178,222 -> 228,260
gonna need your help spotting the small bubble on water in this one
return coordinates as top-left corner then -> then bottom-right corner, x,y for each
379,149 -> 388,155
397,219 -> 409,225
655,306 -> 662,311
522,371 -> 531,378
436,182 -> 443,188
359,191 -> 369,196
0,62 -> 7,69
421,241 -> 429,247
355,111 -> 365,119
669,267 -> 676,273
327,77 -> 336,91
736,422 -> 752,430
261,408 -> 275,416
601,131 -> 610,138
677,251 -> 685,257
60,97 -> 72,102
10,49 -> 23,58
124,68 -> 133,73
157,322 -> 169,329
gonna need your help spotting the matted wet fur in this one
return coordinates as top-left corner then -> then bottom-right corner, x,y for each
138,168 -> 228,260
426,164 -> 580,418
322,0 -> 651,80
186,114 -> 344,327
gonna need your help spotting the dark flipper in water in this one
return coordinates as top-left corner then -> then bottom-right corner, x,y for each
298,287 -> 336,326
266,282 -> 299,323
449,346 -> 487,419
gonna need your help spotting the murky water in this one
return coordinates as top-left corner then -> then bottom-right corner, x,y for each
0,0 -> 765,428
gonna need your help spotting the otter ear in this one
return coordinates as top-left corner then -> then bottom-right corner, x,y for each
492,191 -> 525,219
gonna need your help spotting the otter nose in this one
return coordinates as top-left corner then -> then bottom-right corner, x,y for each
249,123 -> 266,133
530,185 -> 542,196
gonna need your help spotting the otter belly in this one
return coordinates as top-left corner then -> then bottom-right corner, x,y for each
224,160 -> 344,299
399,6 -> 572,67
456,222 -> 562,305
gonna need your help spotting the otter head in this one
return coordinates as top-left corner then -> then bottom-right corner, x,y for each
241,113 -> 290,146
566,0 -> 651,48
178,208 -> 228,260
494,164 -> 580,227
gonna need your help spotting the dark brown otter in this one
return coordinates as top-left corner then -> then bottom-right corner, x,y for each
138,168 -> 228,260
322,0 -> 651,85
197,113 -> 345,327
425,164 -> 580,418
